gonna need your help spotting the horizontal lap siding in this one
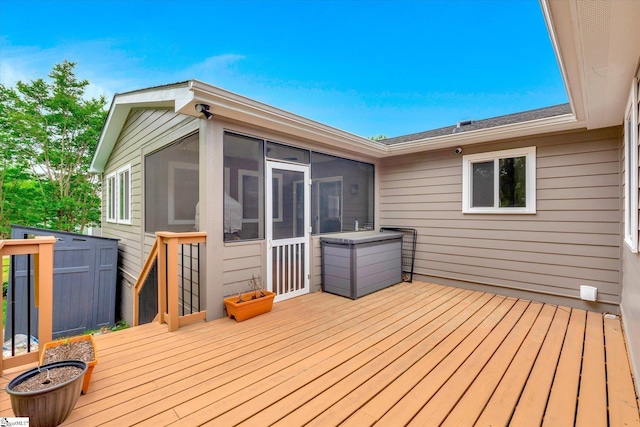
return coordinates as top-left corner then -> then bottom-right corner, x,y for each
101,108 -> 198,324
379,127 -> 621,310
312,236 -> 322,292
223,242 -> 264,297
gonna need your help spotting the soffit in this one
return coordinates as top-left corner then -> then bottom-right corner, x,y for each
544,0 -> 640,129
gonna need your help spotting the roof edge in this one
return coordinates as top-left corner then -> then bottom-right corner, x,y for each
386,113 -> 585,156
186,80 -> 388,157
539,0 -> 584,123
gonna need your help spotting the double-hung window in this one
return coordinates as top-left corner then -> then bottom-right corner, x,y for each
624,77 -> 639,252
462,147 -> 536,214
106,164 -> 131,224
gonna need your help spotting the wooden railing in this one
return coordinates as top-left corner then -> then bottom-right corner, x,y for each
133,231 -> 207,332
133,238 -> 159,326
0,236 -> 56,374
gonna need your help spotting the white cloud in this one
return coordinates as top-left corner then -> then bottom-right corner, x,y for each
0,41 -> 251,105
0,45 -> 59,85
178,54 -> 246,85
0,39 -> 145,102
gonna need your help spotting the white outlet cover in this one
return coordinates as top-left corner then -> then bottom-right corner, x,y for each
580,285 -> 597,302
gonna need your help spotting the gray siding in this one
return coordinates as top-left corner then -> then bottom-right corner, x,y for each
621,248 -> 640,394
223,241 -> 263,297
101,108 -> 198,324
312,236 -> 322,292
620,106 -> 640,392
380,127 -> 621,312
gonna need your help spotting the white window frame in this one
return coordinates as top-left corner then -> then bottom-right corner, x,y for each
313,176 -> 344,232
462,146 -> 536,214
271,173 -> 283,223
106,172 -> 117,223
167,161 -> 198,225
106,164 -> 132,225
623,77 -> 639,252
238,169 -> 261,224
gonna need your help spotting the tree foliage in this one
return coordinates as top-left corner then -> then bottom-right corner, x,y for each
368,134 -> 387,141
0,61 -> 107,238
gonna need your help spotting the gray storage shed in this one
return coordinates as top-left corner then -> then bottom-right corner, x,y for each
5,225 -> 119,339
321,231 -> 403,299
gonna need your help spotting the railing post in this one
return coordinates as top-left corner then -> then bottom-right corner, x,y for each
151,231 -> 206,332
157,234 -> 168,326
166,236 -> 179,332
34,236 -> 54,351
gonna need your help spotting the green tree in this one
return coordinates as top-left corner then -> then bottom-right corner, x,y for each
368,134 -> 387,141
0,61 -> 107,237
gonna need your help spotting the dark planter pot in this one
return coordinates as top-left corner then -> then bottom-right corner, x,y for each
6,360 -> 87,427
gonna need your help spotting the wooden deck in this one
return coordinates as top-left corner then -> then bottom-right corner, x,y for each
2,281 -> 639,426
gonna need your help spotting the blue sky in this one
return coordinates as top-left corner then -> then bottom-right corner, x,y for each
0,0 -> 567,138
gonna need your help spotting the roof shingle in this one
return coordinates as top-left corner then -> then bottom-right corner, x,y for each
381,103 -> 572,145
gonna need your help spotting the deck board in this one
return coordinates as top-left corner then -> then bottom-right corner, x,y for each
257,292 -> 498,427
542,308 -> 587,426
576,311 -> 608,427
604,316 -> 640,426
1,281 -> 638,426
235,290 -> 490,426
406,301 -> 541,426
451,304 -> 556,426
507,306 -> 570,427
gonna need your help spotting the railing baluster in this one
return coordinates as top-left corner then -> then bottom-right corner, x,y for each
297,243 -> 301,290
288,244 -> 293,293
10,254 -> 16,356
181,243 -> 185,316
197,243 -> 201,312
276,246 -> 281,294
27,253 -> 32,352
189,243 -> 193,314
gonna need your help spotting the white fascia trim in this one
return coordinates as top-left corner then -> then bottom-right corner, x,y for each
386,113 -> 584,156
91,79 -> 584,171
539,0 -> 585,124
185,80 -> 388,158
90,84 -> 194,173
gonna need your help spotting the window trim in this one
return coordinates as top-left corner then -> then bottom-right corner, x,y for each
106,172 -> 117,223
462,146 -> 536,214
623,77 -> 639,253
238,169 -> 261,224
167,161 -> 198,226
106,164 -> 132,225
117,165 -> 132,225
272,173 -> 283,223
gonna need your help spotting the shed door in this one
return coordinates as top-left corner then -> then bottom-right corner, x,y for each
266,161 -> 310,302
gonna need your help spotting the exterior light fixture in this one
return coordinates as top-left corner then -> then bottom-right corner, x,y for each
195,103 -> 213,120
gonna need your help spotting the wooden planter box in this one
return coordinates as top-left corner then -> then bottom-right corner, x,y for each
224,290 -> 276,322
40,334 -> 98,395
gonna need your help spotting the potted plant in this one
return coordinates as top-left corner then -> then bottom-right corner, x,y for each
224,275 -> 276,322
6,360 -> 88,427
40,334 -> 98,395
